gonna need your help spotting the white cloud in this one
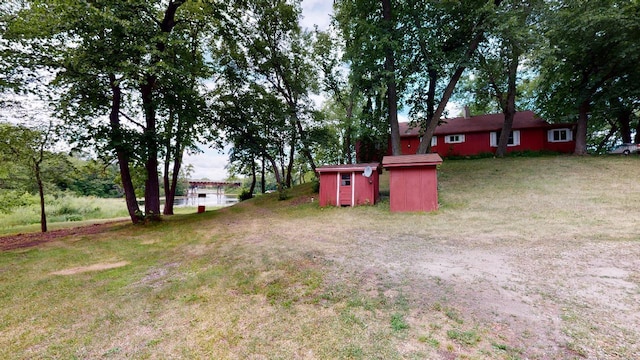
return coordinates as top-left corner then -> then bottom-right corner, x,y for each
183,146 -> 231,180
300,0 -> 333,30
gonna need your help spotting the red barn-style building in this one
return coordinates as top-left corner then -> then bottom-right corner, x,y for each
316,163 -> 381,207
358,111 -> 576,160
399,111 -> 576,157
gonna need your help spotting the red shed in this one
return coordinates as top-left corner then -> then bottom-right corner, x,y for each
316,163 -> 381,207
382,154 -> 443,212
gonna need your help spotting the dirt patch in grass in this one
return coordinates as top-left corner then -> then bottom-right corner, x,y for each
51,261 -> 130,275
0,221 -> 127,251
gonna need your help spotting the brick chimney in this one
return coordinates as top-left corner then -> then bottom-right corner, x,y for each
463,106 -> 471,119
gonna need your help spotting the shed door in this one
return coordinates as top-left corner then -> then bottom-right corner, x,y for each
338,173 -> 353,206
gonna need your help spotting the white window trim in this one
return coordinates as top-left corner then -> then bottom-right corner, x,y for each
548,128 -> 573,143
490,130 -> 520,147
444,134 -> 465,144
419,136 -> 438,147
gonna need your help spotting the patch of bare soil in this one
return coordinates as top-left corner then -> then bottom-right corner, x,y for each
50,261 -> 130,275
326,230 -> 640,359
0,221 -> 127,251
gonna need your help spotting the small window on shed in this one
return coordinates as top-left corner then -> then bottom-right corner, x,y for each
340,173 -> 351,186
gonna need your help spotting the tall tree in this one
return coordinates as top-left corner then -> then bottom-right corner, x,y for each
538,0 -> 640,154
214,0 -> 320,187
158,2 -> 218,215
313,29 -> 362,164
4,0 -> 219,223
456,0 -> 540,157
413,0 -> 503,154
334,0 -> 404,156
335,0 -> 504,155
380,0 -> 401,156
0,122 -> 54,232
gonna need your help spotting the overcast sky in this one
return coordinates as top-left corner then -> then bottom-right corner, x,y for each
184,1 -> 335,180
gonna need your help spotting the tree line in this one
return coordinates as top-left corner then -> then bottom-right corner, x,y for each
1,0 -> 638,227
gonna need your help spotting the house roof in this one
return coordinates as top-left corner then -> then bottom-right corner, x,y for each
316,162 -> 381,173
399,111 -> 552,137
382,154 -> 443,168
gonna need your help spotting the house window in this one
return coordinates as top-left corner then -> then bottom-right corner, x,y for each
548,128 -> 572,142
444,134 -> 465,144
419,136 -> 438,146
490,130 -> 520,147
340,173 -> 351,186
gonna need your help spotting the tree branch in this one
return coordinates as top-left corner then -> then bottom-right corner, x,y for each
119,111 -> 146,130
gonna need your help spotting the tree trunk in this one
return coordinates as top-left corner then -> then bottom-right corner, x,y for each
416,65 -> 471,154
163,108 -> 185,216
165,153 -> 182,215
617,106 -> 632,144
381,0 -> 401,156
261,156 -> 266,194
249,161 -> 257,195
426,69 -> 438,123
286,130 -> 296,187
596,123 -> 618,153
35,162 -> 47,233
344,97 -> 354,164
163,111 -> 174,215
264,153 -> 282,190
496,49 -> 520,157
293,115 -> 317,173
163,166 -> 170,212
142,0 -> 184,221
141,79 -> 161,220
109,74 -> 141,224
163,140 -> 183,216
574,100 -> 590,155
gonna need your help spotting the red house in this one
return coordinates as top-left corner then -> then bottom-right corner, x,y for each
382,154 -> 443,212
398,111 -> 576,157
316,163 -> 381,207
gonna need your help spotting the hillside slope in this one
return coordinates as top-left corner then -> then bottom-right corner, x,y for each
1,156 -> 639,359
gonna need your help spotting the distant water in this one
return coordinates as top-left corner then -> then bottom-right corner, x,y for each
138,194 -> 239,208
174,194 -> 238,207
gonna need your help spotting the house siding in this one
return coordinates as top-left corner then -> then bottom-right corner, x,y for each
360,112 -> 576,161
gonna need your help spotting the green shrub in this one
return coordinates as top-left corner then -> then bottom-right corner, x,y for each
53,203 -> 78,215
0,191 -> 39,213
238,188 -> 253,202
278,188 -> 289,201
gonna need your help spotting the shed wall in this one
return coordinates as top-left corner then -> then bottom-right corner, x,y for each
317,168 -> 380,207
353,172 -> 380,205
318,172 -> 338,206
388,167 -> 438,212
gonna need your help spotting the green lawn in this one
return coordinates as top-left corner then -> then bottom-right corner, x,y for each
1,156 -> 639,359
